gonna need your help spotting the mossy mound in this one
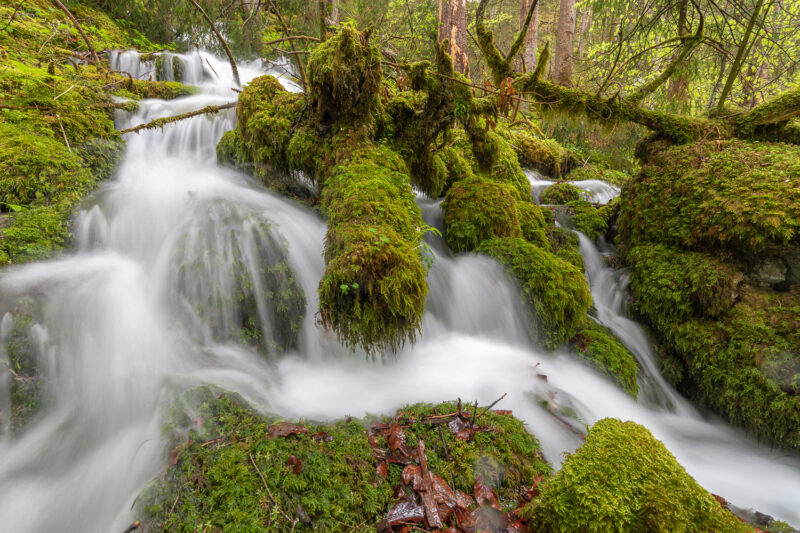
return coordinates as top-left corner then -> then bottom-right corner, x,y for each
477,238 -> 592,348
539,182 -> 584,205
571,320 -> 639,396
566,200 -> 608,241
138,390 -> 550,532
502,127 -> 575,179
170,205 -> 306,355
524,418 -> 749,532
565,164 -> 632,187
466,127 -> 531,200
518,201 -> 551,249
547,226 -> 584,272
307,24 -> 382,126
619,140 -> 800,254
318,147 -> 427,354
442,177 -> 523,253
618,139 -> 800,448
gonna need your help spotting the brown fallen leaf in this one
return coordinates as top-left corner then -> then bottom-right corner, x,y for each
474,475 -> 503,511
287,455 -> 302,475
376,501 -> 426,532
268,422 -> 308,439
312,431 -> 333,442
376,461 -> 388,479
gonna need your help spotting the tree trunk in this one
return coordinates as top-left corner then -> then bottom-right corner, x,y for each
438,0 -> 469,75
667,0 -> 690,109
576,8 -> 591,59
716,0 -> 767,113
518,0 -> 538,72
554,0 -> 576,85
319,0 -> 338,39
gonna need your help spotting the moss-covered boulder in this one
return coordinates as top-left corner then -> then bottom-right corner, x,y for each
618,139 -> 800,449
525,418 -> 750,532
571,320 -> 639,396
502,127 -> 575,179
547,226 -> 585,272
539,182 -> 584,205
477,237 -> 592,348
138,390 -> 550,532
566,200 -> 608,241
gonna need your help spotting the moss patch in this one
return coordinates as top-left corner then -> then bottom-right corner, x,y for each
567,200 -> 608,241
138,390 -> 550,532
477,237 -> 592,348
524,418 -> 750,532
539,182 -> 584,205
571,320 -> 639,396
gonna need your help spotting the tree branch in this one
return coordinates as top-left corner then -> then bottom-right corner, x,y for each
185,0 -> 240,87
118,103 -> 236,135
52,0 -> 100,65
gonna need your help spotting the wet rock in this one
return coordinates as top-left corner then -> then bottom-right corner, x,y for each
749,256 -> 787,288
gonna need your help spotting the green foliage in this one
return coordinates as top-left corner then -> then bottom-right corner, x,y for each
539,182 -> 584,205
477,237 -> 592,348
572,320 -> 639,396
139,391 -> 550,532
524,418 -> 750,533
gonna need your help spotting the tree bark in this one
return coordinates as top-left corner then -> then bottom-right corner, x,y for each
319,0 -> 338,40
186,0 -> 240,87
716,0 -> 766,113
518,0 -> 538,72
667,0 -> 690,108
554,0 -> 576,85
438,0 -> 469,75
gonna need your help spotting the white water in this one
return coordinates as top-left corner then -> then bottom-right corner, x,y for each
527,169 -> 621,205
0,52 -> 798,531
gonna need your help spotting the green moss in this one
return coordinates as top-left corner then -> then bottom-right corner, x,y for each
524,418 -> 750,532
318,146 -> 427,354
619,140 -> 800,254
502,128 -> 574,179
442,177 -> 522,253
566,200 -> 608,241
626,245 -> 743,330
547,226 -> 584,272
3,304 -> 42,432
539,182 -> 584,205
139,392 -> 549,532
566,165 -> 631,187
465,127 -> 531,200
571,320 -> 639,396
307,24 -> 382,128
518,201 -> 551,249
477,237 -> 592,348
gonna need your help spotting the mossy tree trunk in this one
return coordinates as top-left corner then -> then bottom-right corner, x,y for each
438,0 -> 469,75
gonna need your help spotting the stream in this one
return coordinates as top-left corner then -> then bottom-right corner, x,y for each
0,51 -> 799,531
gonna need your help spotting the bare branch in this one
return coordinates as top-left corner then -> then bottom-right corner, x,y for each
185,0 -> 240,87
52,0 -> 100,65
119,103 -> 236,135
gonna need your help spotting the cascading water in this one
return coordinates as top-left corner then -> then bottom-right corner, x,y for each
1,51 -> 799,531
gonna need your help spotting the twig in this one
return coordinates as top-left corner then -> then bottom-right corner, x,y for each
475,393 -> 508,421
263,35 -> 321,46
437,425 -> 451,461
249,452 -> 298,529
265,0 -> 307,88
56,114 -> 71,152
1,0 -> 25,32
205,57 -> 220,80
185,0 -> 240,86
121,521 -> 141,533
118,102 -> 236,135
53,85 -> 75,101
37,28 -> 58,55
52,0 -> 100,64
469,400 -> 478,429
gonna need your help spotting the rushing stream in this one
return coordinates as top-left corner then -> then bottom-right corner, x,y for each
0,51 -> 799,531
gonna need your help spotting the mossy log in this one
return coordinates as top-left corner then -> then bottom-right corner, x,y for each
119,103 -> 236,135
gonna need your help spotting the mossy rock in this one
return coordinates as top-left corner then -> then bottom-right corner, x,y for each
547,226 -> 584,272
442,177 -> 522,253
565,165 -> 632,187
467,128 -> 531,200
626,244 -> 743,330
138,390 -> 550,532
502,128 -> 575,179
571,320 -> 639,396
518,201 -> 551,249
524,418 -> 750,532
619,140 -> 800,254
539,182 -> 584,205
566,199 -> 608,241
477,237 -> 592,348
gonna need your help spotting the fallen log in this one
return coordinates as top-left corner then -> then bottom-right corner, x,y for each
118,102 -> 236,135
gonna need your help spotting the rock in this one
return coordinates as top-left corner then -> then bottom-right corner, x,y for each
749,256 -> 787,288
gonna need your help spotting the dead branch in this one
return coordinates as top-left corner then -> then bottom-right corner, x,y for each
2,0 -> 25,32
249,452 -> 298,530
118,102 -> 236,135
263,35 -> 321,47
121,521 -> 141,533
52,0 -> 100,65
475,393 -> 508,421
266,0 -> 307,88
475,0 -> 539,85
185,0 -> 240,87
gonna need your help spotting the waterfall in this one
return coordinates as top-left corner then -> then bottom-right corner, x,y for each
0,51 -> 798,532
